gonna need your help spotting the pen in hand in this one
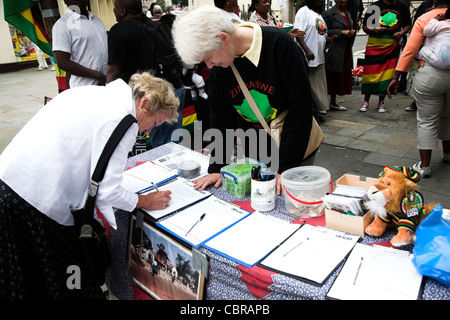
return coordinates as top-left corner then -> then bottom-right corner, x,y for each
152,182 -> 159,192
185,213 -> 206,236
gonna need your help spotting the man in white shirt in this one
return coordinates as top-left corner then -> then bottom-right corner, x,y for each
52,0 -> 108,88
294,1 -> 341,114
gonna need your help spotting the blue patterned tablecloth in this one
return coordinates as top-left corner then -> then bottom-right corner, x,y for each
106,143 -> 450,300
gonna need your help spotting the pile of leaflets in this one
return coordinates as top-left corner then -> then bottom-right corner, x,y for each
321,185 -> 369,216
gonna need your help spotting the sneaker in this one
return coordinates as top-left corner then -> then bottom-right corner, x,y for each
318,110 -> 327,115
442,153 -> 450,164
405,100 -> 417,111
360,100 -> 369,112
330,104 -> 347,111
377,101 -> 386,113
413,162 -> 431,178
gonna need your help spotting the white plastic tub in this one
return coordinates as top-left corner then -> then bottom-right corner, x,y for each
280,166 -> 332,219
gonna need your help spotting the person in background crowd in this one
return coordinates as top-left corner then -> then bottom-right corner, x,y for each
249,0 -> 278,25
25,39 -> 48,71
173,5 -> 319,195
387,2 -> 450,178
295,0 -> 339,115
107,0 -> 185,153
322,0 -> 356,110
214,0 -> 242,24
147,2 -> 156,17
52,0 -> 108,88
360,0 -> 411,113
346,0 -> 364,30
248,0 -> 306,38
404,0 -> 438,112
150,4 -> 163,21
0,72 -> 178,299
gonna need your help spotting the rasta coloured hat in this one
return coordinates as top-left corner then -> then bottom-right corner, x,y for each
379,165 -> 420,183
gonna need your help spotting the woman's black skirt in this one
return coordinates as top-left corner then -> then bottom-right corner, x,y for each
0,180 -> 105,300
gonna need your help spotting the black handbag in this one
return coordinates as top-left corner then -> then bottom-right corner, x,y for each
72,114 -> 137,286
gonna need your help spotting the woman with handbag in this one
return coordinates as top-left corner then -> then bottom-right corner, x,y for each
0,72 -> 178,299
172,5 -> 323,195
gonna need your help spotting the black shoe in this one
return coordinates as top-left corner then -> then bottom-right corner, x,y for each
405,101 -> 417,111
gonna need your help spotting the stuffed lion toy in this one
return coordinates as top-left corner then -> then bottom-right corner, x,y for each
364,165 -> 436,247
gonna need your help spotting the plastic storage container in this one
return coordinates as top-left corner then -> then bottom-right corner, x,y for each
221,158 -> 264,198
280,166 -> 332,218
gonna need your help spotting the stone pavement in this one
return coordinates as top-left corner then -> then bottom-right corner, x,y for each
0,64 -> 449,207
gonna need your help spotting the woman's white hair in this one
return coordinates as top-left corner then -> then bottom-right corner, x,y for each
172,5 -> 237,65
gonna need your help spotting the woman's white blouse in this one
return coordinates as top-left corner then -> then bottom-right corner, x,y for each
0,80 -> 139,229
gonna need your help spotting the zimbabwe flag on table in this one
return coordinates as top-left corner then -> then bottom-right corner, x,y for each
4,0 -> 53,56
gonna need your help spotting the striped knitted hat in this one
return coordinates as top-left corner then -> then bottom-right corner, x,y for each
379,165 -> 420,183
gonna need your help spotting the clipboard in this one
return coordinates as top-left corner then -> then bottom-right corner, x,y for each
157,196 -> 252,248
121,161 -> 178,194
202,211 -> 301,268
326,243 -> 426,300
258,224 -> 361,286
140,179 -> 212,221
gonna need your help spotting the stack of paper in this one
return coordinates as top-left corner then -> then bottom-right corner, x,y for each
152,145 -> 210,180
322,185 -> 369,216
327,243 -> 424,300
259,224 -> 360,285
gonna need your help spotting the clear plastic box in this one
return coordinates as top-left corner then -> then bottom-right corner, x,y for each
220,158 -> 264,198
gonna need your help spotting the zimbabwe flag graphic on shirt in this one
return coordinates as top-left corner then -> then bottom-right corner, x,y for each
3,0 -> 53,57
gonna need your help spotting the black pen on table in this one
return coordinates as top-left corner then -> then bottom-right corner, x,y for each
283,237 -> 309,257
353,257 -> 364,285
185,213 -> 206,236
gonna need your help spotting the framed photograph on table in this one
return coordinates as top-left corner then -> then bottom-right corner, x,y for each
127,212 -> 207,300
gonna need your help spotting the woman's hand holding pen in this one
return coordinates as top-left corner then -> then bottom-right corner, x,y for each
136,190 -> 172,210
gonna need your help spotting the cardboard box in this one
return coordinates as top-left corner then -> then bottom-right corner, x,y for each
325,174 -> 378,236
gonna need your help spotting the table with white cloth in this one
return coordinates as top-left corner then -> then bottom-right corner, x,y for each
105,143 -> 450,300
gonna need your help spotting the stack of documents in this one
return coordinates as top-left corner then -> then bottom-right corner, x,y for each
322,185 -> 369,216
152,145 -> 210,180
259,224 -> 360,285
327,243 -> 424,300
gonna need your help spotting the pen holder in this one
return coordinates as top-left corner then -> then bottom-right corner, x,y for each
251,178 -> 276,212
